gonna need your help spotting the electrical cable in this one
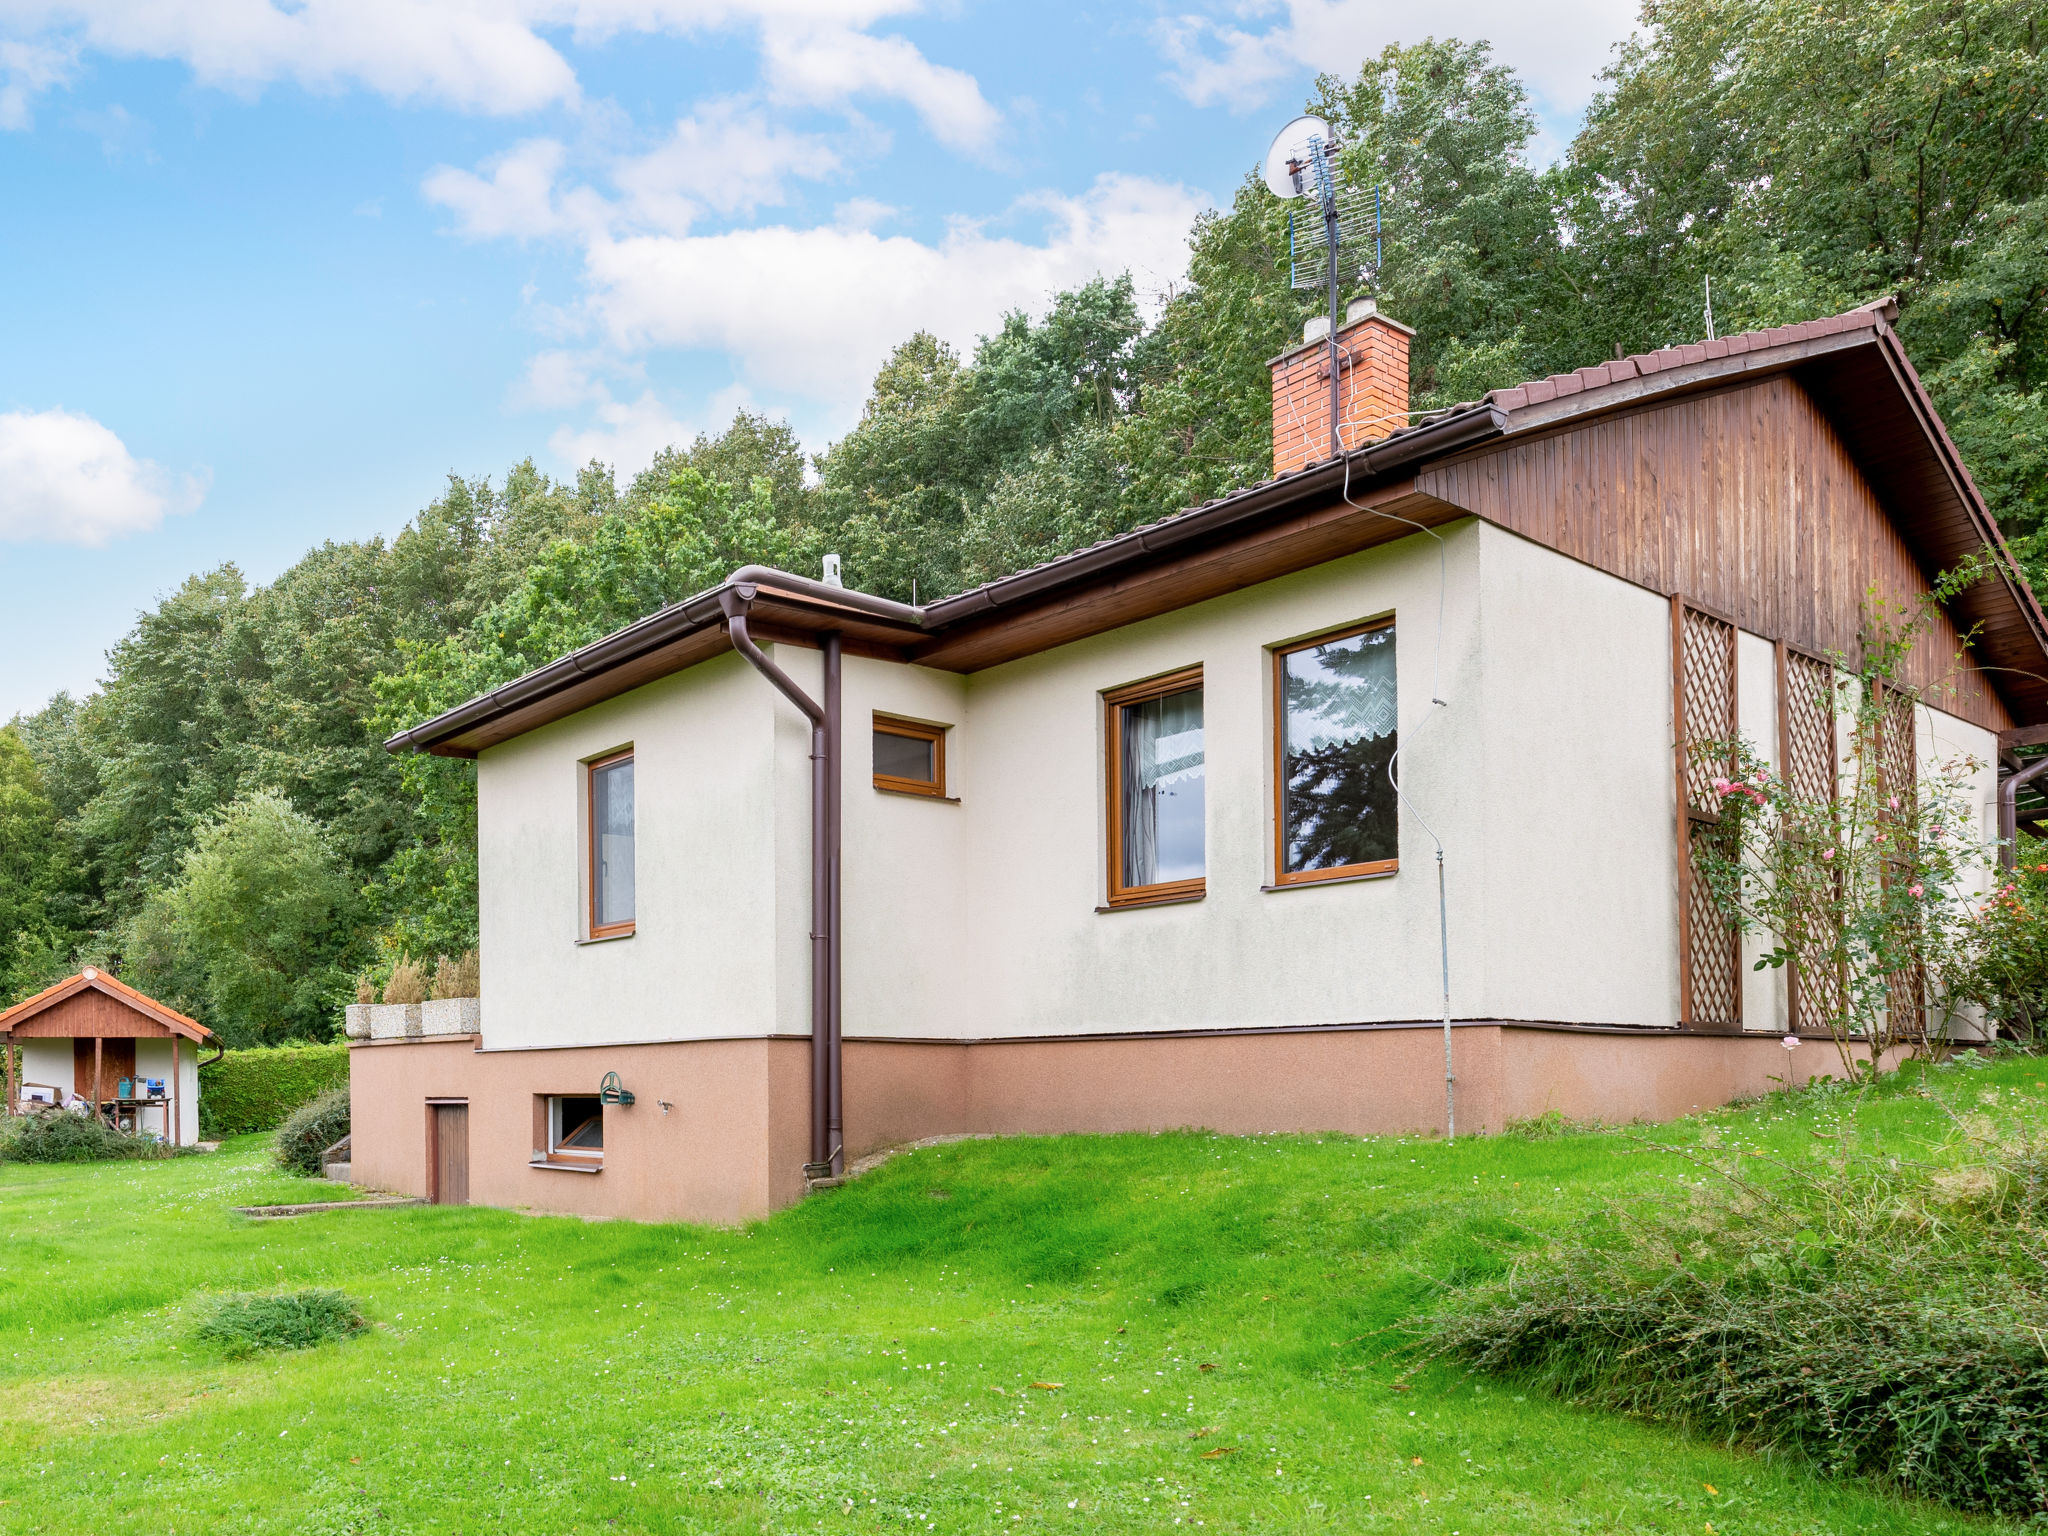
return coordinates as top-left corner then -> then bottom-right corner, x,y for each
1340,453 -> 1458,1139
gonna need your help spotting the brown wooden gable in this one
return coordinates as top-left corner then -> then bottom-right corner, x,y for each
0,970 -> 209,1042
1417,374 -> 2011,733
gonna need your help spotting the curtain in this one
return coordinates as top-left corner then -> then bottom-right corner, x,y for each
1121,687 -> 1205,888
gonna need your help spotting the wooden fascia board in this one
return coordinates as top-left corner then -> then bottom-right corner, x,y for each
0,974 -> 209,1042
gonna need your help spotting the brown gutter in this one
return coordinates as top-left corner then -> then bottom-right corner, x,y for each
723,596 -> 844,1178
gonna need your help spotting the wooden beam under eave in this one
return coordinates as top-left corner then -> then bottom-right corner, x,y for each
907,483 -> 1460,674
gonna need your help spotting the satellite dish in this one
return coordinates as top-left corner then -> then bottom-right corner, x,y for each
1263,115 -> 1333,200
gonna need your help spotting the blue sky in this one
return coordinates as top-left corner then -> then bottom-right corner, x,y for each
0,0 -> 1635,720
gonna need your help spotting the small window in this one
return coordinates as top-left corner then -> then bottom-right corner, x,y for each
588,750 -> 635,937
547,1095 -> 604,1162
873,715 -> 947,798
1274,619 -> 1399,884
1105,667 -> 1205,907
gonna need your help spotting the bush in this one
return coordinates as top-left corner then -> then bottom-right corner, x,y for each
382,954 -> 427,1005
1429,1108 -> 2048,1520
198,1042 -> 349,1137
273,1087 -> 350,1177
430,949 -> 479,1000
195,1290 -> 365,1357
2,1110 -> 172,1164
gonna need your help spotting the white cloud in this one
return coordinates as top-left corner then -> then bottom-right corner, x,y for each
1155,0 -> 1637,129
423,137 -> 611,240
0,36 -> 74,128
761,23 -> 997,150
0,408 -> 202,545
611,99 -> 847,232
547,381 -> 754,473
2,2 -> 998,147
576,172 -> 1206,410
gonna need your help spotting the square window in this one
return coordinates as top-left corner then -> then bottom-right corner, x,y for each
1105,668 -> 1205,906
873,716 -> 947,797
546,1095 -> 604,1163
1274,619 -> 1399,884
588,750 -> 635,937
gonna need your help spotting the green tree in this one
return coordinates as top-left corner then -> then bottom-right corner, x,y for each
121,790 -> 361,1046
0,727 -> 69,1004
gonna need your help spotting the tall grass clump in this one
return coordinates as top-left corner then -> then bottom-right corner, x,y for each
1429,1103 -> 2048,1519
195,1290 -> 365,1357
273,1087 -> 350,1177
2,1111 -> 173,1164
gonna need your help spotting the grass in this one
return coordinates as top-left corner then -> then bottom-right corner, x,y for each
0,1059 -> 2038,1534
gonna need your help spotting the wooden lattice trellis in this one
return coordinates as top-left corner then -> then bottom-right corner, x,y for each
1876,685 -> 1924,1038
1778,644 -> 1842,1034
1673,599 -> 1741,1030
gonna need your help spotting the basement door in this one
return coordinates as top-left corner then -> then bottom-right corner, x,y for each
429,1101 -> 469,1205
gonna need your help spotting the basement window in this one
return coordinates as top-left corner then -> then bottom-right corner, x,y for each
545,1095 -> 604,1165
873,715 -> 947,798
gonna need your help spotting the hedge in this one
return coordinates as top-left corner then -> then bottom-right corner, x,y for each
199,1043 -> 350,1137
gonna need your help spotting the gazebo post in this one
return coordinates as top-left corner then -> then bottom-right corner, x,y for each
93,1036 -> 103,1123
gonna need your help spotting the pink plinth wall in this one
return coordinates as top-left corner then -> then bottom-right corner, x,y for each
348,1024 -> 1865,1225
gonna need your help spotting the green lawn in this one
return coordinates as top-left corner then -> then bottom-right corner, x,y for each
1,1055 -> 2036,1535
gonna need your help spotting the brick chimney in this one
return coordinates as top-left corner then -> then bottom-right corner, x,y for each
1269,298 -> 1414,476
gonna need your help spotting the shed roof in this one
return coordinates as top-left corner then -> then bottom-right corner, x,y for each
387,298 -> 2048,757
0,969 -> 211,1043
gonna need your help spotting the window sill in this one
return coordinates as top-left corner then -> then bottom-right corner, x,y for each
528,1158 -> 603,1174
1096,890 -> 1206,913
575,930 -> 634,946
874,785 -> 961,803
1263,865 -> 1399,891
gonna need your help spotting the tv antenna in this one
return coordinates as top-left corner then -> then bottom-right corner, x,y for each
1264,115 -> 1380,461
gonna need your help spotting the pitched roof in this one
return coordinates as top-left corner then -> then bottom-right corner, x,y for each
0,968 -> 212,1042
387,298 -> 2048,756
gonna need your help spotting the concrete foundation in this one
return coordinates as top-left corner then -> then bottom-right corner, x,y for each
348,1023 -> 1868,1225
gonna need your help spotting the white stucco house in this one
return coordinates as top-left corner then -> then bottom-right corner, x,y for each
351,296 -> 2048,1224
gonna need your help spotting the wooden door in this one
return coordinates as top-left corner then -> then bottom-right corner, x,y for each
430,1103 -> 469,1205
73,1039 -> 136,1100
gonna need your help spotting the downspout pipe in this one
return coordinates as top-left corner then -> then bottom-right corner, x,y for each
1998,754 -> 2048,869
723,601 -> 844,1178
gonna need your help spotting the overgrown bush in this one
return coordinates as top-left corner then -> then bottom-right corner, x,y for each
1429,1102 -> 2048,1519
273,1087 -> 350,1177
381,954 -> 427,1005
2,1110 -> 172,1164
195,1290 -> 365,1357
430,949 -> 479,1000
198,1041 -> 349,1137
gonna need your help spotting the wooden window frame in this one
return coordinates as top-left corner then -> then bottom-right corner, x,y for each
1103,665 -> 1207,910
535,1093 -> 604,1168
586,748 -> 636,940
872,714 -> 948,798
1270,615 -> 1401,887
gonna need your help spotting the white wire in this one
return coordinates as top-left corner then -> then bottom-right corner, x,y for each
1339,453 -> 1457,1140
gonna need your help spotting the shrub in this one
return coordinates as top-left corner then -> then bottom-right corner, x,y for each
430,949 -> 479,1000
195,1290 -> 365,1357
273,1087 -> 350,1177
1429,1109 -> 2048,1520
2,1110 -> 171,1164
382,954 -> 427,1005
198,1042 -> 349,1137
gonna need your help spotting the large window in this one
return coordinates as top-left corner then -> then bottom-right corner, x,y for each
1274,619 -> 1399,884
873,715 -> 947,797
587,750 -> 635,938
1105,668 -> 1205,906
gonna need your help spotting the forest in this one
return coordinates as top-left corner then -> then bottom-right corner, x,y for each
3,2 -> 2044,1045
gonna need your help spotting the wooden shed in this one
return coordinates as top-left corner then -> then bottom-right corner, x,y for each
0,969 -> 211,1146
